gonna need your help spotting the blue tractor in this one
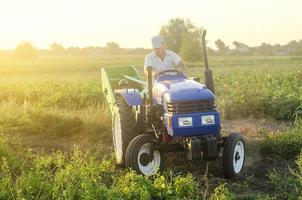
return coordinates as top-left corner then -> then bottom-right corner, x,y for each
101,30 -> 245,178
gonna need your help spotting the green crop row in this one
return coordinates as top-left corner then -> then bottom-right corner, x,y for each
0,102 -> 111,143
0,79 -> 104,110
0,135 -> 222,200
1,132 -> 302,200
215,69 -> 302,120
1,69 -> 301,121
261,120 -> 302,159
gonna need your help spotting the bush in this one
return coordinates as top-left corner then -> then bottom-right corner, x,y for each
216,70 -> 302,120
268,169 -> 300,199
52,149 -> 113,200
261,120 -> 302,159
173,174 -> 196,199
0,137 -> 202,200
210,184 -> 235,200
0,135 -> 10,158
265,151 -> 302,199
15,42 -> 37,59
0,158 -> 16,200
112,171 -> 155,199
289,151 -> 302,199
113,172 -> 197,200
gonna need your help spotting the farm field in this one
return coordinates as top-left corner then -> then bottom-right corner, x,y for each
0,54 -> 302,199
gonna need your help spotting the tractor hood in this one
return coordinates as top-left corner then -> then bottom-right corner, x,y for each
153,74 -> 214,104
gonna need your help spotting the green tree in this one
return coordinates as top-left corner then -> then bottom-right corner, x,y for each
257,43 -> 273,56
160,18 -> 203,61
160,18 -> 195,53
66,47 -> 81,55
296,46 -> 302,56
15,42 -> 37,58
105,42 -> 121,54
50,43 -> 65,54
232,41 -> 250,55
215,39 -> 230,55
179,31 -> 203,62
284,40 -> 302,56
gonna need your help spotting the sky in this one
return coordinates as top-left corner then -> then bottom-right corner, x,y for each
0,0 -> 301,49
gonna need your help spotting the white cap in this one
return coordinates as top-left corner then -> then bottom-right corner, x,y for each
151,36 -> 163,48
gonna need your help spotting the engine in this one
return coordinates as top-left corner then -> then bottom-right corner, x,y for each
152,73 -> 220,137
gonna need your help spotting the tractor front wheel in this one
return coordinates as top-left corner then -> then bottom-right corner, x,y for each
222,133 -> 245,179
125,134 -> 163,176
112,98 -> 137,165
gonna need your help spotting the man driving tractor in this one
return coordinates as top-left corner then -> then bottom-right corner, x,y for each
101,30 -> 245,178
144,36 -> 186,78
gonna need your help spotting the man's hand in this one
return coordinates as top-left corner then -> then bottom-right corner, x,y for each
176,61 -> 187,75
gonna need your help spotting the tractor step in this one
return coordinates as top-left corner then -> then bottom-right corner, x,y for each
203,136 -> 218,160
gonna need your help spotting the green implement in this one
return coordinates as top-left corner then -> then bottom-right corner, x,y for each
101,66 -> 145,113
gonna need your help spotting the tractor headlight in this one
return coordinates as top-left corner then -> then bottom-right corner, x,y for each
201,115 -> 215,125
178,117 -> 193,127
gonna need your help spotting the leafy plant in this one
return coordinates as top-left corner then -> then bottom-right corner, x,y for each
261,120 -> 302,159
210,183 -> 235,200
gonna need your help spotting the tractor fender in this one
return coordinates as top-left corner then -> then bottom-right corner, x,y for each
116,89 -> 142,106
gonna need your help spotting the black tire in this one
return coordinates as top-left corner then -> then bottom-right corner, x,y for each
222,133 -> 245,179
125,134 -> 164,176
112,98 -> 137,165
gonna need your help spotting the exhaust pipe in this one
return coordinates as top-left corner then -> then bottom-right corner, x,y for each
146,66 -> 153,105
201,30 -> 215,94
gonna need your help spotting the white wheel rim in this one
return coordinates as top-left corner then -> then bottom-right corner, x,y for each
113,114 -> 122,162
138,143 -> 161,176
233,141 -> 244,173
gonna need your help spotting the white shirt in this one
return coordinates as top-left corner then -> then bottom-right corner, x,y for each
144,50 -> 181,76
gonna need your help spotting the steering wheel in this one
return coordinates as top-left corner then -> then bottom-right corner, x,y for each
156,69 -> 181,78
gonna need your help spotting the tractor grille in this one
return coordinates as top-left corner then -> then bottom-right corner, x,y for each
167,100 -> 216,114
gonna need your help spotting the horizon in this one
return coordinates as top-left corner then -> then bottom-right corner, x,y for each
1,0 -> 302,49
1,37 -> 302,51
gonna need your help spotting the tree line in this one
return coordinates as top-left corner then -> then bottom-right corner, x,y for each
11,42 -> 150,59
160,18 -> 302,60
7,18 -> 302,60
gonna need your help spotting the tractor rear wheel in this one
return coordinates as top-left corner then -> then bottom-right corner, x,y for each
222,133 -> 245,179
112,98 -> 137,165
125,134 -> 163,176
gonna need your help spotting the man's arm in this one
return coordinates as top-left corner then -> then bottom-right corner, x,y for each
176,61 -> 187,75
172,51 -> 187,75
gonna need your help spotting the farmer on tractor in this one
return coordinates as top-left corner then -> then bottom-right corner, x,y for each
144,36 -> 186,78
101,29 -> 245,178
